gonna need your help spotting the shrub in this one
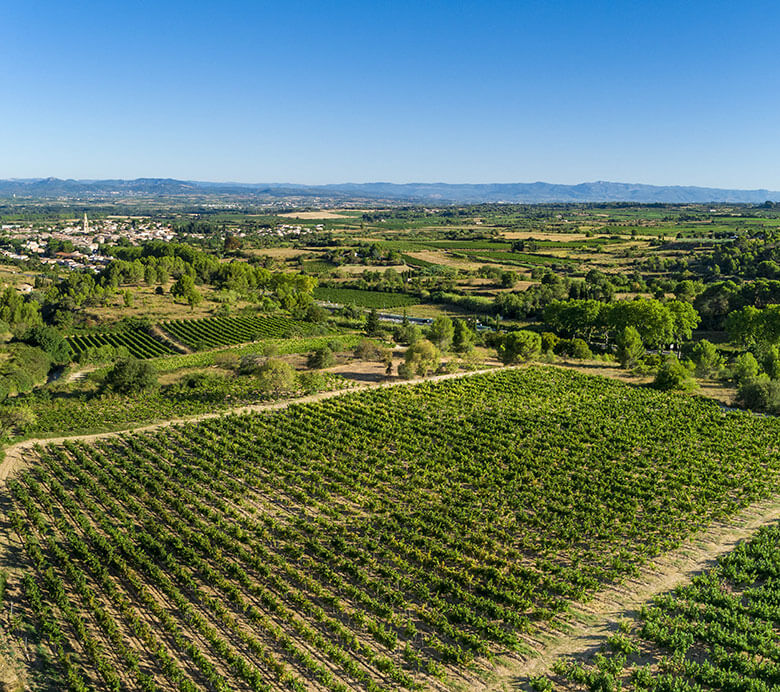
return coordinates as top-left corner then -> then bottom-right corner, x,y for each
555,338 -> 592,360
255,359 -> 297,395
498,330 -> 542,364
307,347 -> 336,370
653,356 -> 695,392
731,352 -> 759,384
399,339 -> 441,378
104,358 -> 158,394
22,325 -> 71,364
737,375 -> 780,413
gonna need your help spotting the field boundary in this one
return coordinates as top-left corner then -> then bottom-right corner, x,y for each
0,366 -> 507,481
454,495 -> 780,691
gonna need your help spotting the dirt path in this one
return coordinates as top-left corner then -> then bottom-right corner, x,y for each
451,494 -> 780,691
150,323 -> 192,354
0,366 -> 503,482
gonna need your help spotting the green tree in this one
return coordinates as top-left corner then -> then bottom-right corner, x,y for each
365,308 -> 381,337
653,355 -> 695,392
541,332 -> 559,354
307,347 -> 335,370
452,319 -> 475,354
762,346 -> 780,379
498,330 -> 542,364
171,274 -> 202,309
255,359 -> 298,394
21,325 -> 71,364
690,339 -> 722,378
398,339 -> 440,378
615,326 -> 644,369
428,316 -> 454,351
104,358 -> 158,394
731,352 -> 759,384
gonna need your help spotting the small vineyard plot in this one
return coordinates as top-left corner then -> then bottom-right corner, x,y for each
9,367 -> 780,691
66,330 -> 177,359
161,315 -> 318,350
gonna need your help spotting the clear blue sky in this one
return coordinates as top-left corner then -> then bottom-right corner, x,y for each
2,1 -> 779,188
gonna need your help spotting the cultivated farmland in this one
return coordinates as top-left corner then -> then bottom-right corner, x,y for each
553,522 -> 780,692
7,368 -> 780,690
66,330 -> 178,359
161,316 -> 319,351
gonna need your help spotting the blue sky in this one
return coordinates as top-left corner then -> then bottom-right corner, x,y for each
2,1 -> 779,188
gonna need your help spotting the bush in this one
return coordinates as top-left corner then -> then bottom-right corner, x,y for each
21,325 -> 71,364
690,339 -> 722,378
6,344 -> 52,384
255,359 -> 297,395
399,339 -> 440,378
653,356 -> 695,392
737,375 -> 780,413
498,330 -> 542,364
354,338 -> 390,362
541,332 -> 559,354
307,347 -> 336,370
554,338 -> 592,360
104,358 -> 158,394
731,352 -> 759,384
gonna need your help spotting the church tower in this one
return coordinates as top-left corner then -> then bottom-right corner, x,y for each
83,212 -> 89,233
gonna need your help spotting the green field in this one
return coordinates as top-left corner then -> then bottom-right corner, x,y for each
67,330 -> 177,359
554,522 -> 780,692
162,315 -> 321,350
9,368 -> 780,690
313,286 -> 421,308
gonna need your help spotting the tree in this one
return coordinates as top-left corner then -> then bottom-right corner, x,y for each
365,309 -> 381,336
428,316 -> 454,351
21,325 -> 71,364
731,352 -> 759,384
171,274 -> 201,309
762,346 -> 780,380
653,355 -> 695,392
104,358 -> 158,394
0,406 -> 36,435
307,347 -> 335,369
498,330 -> 542,365
615,326 -> 644,369
541,332 -> 559,354
305,304 -> 328,323
554,338 -> 592,360
398,339 -> 440,378
452,319 -> 475,354
737,375 -> 780,413
255,359 -> 297,394
690,339 -> 722,378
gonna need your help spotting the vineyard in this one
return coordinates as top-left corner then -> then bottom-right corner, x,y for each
554,523 -> 780,692
160,316 -> 321,351
312,286 -> 421,308
7,367 -> 780,691
67,330 -> 177,359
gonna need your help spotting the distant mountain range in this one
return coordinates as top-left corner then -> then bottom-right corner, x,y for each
1,177 -> 778,204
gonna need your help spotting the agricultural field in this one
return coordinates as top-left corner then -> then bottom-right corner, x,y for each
67,330 -> 177,360
313,286 -> 421,308
552,523 -> 780,692
7,367 -> 780,690
161,316 -> 322,351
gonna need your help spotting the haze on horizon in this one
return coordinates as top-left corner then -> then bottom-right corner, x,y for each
2,1 -> 779,190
